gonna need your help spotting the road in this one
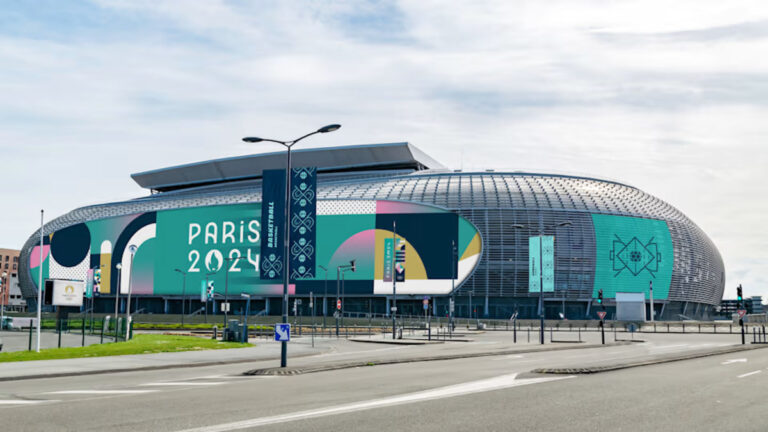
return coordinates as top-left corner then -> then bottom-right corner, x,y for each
0,331 -> 764,431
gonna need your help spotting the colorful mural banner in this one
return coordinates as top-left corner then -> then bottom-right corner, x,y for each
30,200 -> 483,297
260,169 -> 286,281
289,167 -> 317,281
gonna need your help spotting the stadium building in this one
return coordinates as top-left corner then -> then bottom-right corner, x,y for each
18,143 -> 725,320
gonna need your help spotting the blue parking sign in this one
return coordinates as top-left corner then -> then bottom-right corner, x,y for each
274,323 -> 291,342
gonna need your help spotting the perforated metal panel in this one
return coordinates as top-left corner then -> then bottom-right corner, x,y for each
19,170 -> 725,311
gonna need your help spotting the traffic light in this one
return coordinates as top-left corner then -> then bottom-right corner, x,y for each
597,289 -> 603,305
737,284 -> 743,302
207,280 -> 214,299
349,260 -> 356,273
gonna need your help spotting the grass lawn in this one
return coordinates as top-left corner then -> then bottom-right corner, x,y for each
0,334 -> 251,363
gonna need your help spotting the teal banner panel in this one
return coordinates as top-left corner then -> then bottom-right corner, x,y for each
529,236 -> 541,293
591,214 -> 673,300
541,236 -> 555,292
261,169 -> 286,281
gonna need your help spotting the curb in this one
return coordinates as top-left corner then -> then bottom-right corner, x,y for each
532,344 -> 768,375
0,349 -> 325,383
243,342 -> 628,376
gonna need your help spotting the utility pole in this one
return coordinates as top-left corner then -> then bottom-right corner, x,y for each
392,220 -> 397,340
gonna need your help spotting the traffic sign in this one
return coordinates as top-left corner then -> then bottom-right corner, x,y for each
597,311 -> 607,320
737,309 -> 747,318
422,297 -> 429,310
274,323 -> 291,342
336,299 -> 342,310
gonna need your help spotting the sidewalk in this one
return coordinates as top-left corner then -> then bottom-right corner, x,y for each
0,338 -> 331,382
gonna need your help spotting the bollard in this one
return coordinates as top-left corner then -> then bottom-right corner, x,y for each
578,327 -> 581,342
682,323 -> 685,333
100,317 -> 105,344
82,318 -> 86,347
212,325 -> 218,340
28,322 -> 34,351
753,328 -> 756,344
550,327 -> 553,342
527,327 -> 530,343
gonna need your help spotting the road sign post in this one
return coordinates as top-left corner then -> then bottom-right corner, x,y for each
274,323 -> 291,342
738,309 -> 747,345
597,311 -> 607,345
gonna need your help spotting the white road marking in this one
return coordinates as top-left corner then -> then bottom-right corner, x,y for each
491,354 -> 525,361
0,400 -> 56,405
197,375 -> 274,380
175,373 -> 574,432
737,370 -> 762,379
141,382 -> 225,387
722,359 -> 747,365
47,390 -> 159,395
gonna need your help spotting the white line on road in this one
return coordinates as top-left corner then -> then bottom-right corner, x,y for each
175,373 -> 574,432
737,370 -> 762,379
47,390 -> 159,395
0,400 -> 56,405
721,359 -> 747,365
141,382 -> 225,387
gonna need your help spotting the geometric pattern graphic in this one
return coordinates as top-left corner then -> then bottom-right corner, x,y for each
610,235 -> 660,277
592,213 -> 673,300
289,167 -> 316,280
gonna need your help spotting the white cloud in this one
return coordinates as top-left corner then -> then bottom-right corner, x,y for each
1,0 -> 766,299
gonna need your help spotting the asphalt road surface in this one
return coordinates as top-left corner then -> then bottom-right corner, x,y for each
1,333 -> 765,431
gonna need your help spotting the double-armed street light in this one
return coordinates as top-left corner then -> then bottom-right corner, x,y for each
507,221 -> 572,344
243,124 -> 341,368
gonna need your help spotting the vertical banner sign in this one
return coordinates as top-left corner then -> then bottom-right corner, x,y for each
395,238 -> 406,282
200,281 -> 206,302
529,236 -> 541,293
290,167 -> 317,281
260,169 -> 286,280
85,269 -> 94,299
383,238 -> 394,282
541,236 -> 555,292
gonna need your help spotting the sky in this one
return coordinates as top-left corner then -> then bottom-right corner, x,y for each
1,1 -> 766,300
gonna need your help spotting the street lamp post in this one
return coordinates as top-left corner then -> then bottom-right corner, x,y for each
391,220 -> 397,340
449,240 -> 456,337
512,221 -> 572,344
114,263 -> 122,340
335,260 -> 356,337
319,265 -> 328,328
124,245 -> 137,341
222,256 -> 239,326
174,269 -> 187,327
1,272 -> 7,329
243,124 -> 341,368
